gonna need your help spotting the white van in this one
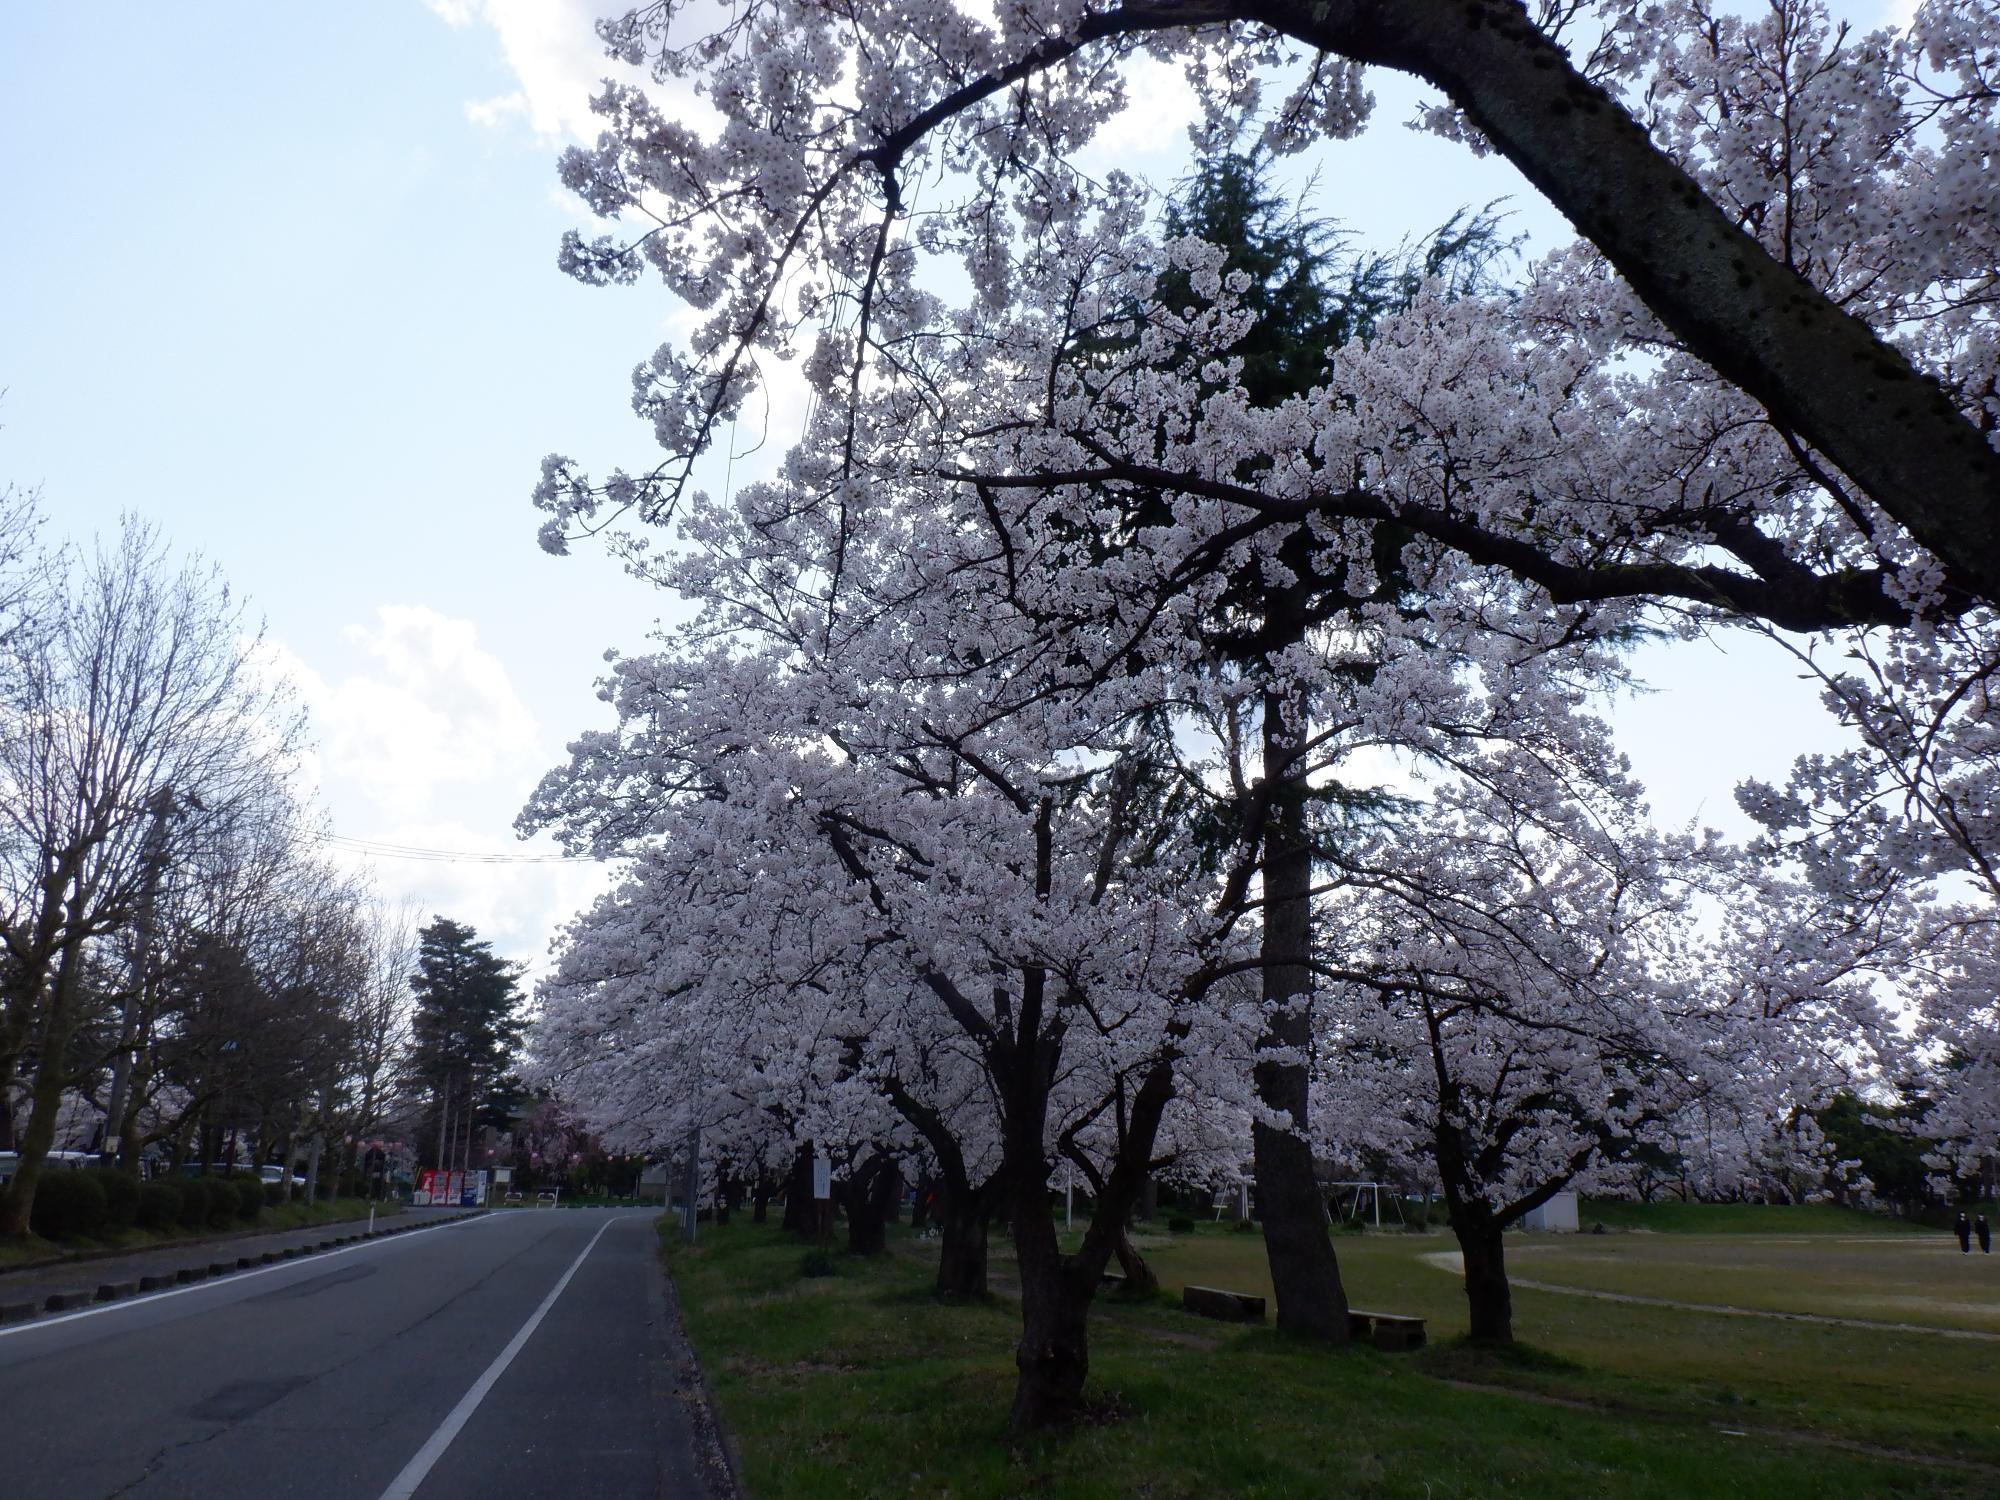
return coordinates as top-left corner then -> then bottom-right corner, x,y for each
0,1149 -> 95,1183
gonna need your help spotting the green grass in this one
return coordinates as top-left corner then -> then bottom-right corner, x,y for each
1577,1199 -> 1931,1234
664,1218 -> 2000,1498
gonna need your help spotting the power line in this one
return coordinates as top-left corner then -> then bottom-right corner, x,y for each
319,833 -> 604,866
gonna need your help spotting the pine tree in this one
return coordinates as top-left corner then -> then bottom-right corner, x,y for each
1153,155 -> 1512,1341
403,917 -> 525,1176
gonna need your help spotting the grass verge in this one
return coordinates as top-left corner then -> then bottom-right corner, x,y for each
664,1219 -> 1997,1498
0,1196 -> 406,1270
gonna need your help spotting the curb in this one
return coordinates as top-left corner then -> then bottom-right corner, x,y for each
0,1205 -> 415,1278
653,1224 -> 744,1500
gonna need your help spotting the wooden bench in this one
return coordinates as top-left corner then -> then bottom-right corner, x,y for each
1182,1285 -> 1267,1322
1347,1308 -> 1427,1351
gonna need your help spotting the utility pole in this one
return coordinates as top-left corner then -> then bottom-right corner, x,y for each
436,1071 -> 453,1171
102,785 -> 175,1170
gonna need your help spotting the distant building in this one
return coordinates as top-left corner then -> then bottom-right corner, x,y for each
1521,1191 -> 1580,1232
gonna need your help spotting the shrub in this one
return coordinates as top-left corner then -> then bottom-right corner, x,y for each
264,1181 -> 287,1208
136,1180 -> 183,1231
1230,1217 -> 1258,1233
1166,1214 -> 1196,1233
88,1168 -> 142,1230
176,1177 -> 217,1230
233,1176 -> 265,1221
208,1178 -> 240,1228
29,1169 -> 109,1239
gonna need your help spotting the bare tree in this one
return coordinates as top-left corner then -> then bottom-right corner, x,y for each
0,519 -> 299,1235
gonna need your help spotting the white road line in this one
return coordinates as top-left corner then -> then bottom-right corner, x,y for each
0,1213 -> 495,1342
377,1217 -> 617,1500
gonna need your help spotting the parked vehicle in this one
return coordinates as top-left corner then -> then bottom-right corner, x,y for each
0,1149 -> 97,1185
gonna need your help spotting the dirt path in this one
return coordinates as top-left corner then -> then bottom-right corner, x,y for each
1419,1250 -> 2000,1342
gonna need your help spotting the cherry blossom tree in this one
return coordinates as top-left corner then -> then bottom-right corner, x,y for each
1740,610 -> 2000,1194
517,0 -> 1995,1425
538,0 -> 2000,611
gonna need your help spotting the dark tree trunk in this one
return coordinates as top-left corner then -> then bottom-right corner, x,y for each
1432,1113 -> 1517,1345
1111,1225 -> 1158,1295
1000,994 -> 1180,1428
751,1169 -> 771,1224
845,1151 -> 899,1256
1455,1213 -> 1514,1344
935,1203 -> 990,1301
0,1031 -> 71,1235
1137,1174 -> 1157,1222
781,1146 -> 812,1237
879,1161 -> 902,1225
1009,1169 -> 1095,1430
1250,650 -> 1351,1343
909,1168 -> 933,1231
714,1169 -> 736,1226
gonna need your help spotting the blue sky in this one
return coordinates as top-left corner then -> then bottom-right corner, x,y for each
0,1 -> 1900,972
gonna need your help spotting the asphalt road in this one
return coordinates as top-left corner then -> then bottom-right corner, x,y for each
0,1209 -> 715,1499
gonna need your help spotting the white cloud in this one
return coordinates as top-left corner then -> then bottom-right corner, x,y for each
324,818 -> 616,980
264,604 -> 604,970
325,604 -> 539,818
1089,55 -> 1202,158
466,91 -> 530,129
429,0 -> 621,142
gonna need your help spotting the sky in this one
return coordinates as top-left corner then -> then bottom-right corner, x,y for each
0,0 -> 1908,979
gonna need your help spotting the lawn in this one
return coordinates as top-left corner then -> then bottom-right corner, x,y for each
1576,1198 -> 1936,1235
662,1214 -> 2000,1497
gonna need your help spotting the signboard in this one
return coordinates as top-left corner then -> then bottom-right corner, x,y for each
812,1154 -> 831,1200
492,1167 -> 511,1185
414,1168 -> 437,1207
462,1170 -> 487,1207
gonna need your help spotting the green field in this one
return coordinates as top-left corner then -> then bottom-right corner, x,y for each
663,1211 -> 2000,1498
1576,1198 -> 1933,1235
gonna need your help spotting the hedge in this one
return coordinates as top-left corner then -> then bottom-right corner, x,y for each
136,1179 -> 183,1231
175,1177 -> 218,1231
29,1170 -> 108,1239
91,1168 -> 141,1231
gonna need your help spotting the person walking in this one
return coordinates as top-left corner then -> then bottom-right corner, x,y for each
1978,1214 -> 1992,1254
1956,1212 -> 1972,1252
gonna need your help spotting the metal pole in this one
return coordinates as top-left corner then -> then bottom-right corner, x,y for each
436,1072 -> 453,1178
